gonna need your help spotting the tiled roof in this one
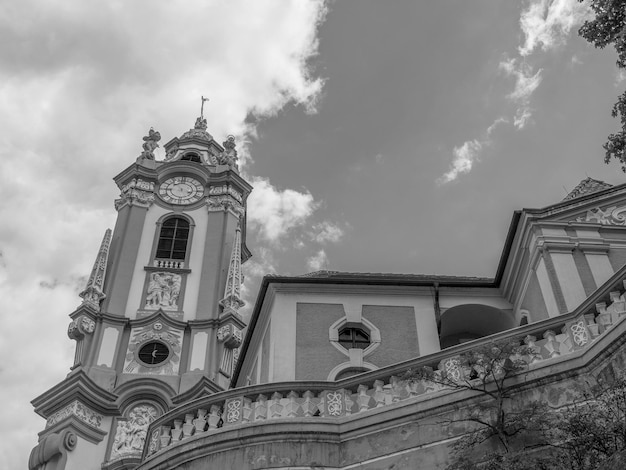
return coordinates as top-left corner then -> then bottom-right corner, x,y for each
563,177 -> 612,201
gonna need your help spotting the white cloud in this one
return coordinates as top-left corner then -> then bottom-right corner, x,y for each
439,117 -> 507,184
487,117 -> 509,136
519,0 -> 591,56
439,139 -> 483,184
247,177 -> 319,242
309,221 -> 345,244
499,58 -> 543,129
570,54 -> 583,66
307,249 -> 328,272
0,1 -> 328,468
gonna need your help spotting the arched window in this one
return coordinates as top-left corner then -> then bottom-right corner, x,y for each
155,217 -> 190,260
338,326 -> 370,349
180,152 -> 202,163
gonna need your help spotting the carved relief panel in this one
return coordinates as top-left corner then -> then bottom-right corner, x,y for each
109,403 -> 159,462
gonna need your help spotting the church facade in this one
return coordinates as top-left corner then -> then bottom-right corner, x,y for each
28,118 -> 626,470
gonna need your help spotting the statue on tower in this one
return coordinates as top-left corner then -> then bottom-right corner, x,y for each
217,135 -> 239,171
195,96 -> 210,130
139,127 -> 161,160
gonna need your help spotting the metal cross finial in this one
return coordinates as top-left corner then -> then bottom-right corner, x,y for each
200,96 -> 209,119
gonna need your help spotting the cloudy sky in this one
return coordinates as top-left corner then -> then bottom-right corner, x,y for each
1,0 -> 624,467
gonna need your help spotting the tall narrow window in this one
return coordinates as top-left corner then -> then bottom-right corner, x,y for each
155,217 -> 190,260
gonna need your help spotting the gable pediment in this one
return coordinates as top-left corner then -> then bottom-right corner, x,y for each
521,182 -> 626,226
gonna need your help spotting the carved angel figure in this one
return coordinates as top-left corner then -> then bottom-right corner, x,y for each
141,128 -> 161,160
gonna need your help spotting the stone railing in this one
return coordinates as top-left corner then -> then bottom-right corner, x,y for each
141,279 -> 626,462
153,259 -> 185,269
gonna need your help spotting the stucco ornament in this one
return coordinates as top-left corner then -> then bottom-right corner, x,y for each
67,315 -> 95,340
145,272 -> 181,310
179,116 -> 213,142
46,400 -> 103,429
115,178 -> 156,210
326,391 -> 343,416
123,322 -> 183,375
207,194 -> 244,216
110,404 -> 158,461
226,399 -> 242,423
571,320 -> 589,346
577,205 -> 626,225
140,128 -> 161,160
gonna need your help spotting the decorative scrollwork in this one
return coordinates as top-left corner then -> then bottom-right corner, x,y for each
326,391 -> 343,416
226,399 -> 242,423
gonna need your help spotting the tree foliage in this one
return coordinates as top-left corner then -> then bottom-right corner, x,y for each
403,340 -> 546,468
405,338 -> 626,469
546,377 -> 626,470
578,0 -> 626,169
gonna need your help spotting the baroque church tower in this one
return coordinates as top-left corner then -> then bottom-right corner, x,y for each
29,113 -> 252,470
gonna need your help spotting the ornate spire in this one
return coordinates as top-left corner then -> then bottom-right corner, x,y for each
219,224 -> 245,316
79,229 -> 112,311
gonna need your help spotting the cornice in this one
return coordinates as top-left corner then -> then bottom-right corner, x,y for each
31,370 -> 119,418
40,415 -> 108,444
186,318 -> 220,329
113,163 -> 159,187
129,310 -> 188,330
98,311 -> 131,326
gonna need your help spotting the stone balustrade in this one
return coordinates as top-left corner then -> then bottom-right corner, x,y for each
141,279 -> 626,462
153,259 -> 185,269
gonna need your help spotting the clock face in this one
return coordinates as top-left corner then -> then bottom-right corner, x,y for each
159,177 -> 204,205
137,341 -> 170,365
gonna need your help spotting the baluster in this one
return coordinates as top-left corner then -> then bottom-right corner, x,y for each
286,391 -> 299,418
171,419 -> 183,443
390,376 -> 402,403
357,384 -> 371,412
609,291 -> 622,310
182,413 -> 194,438
524,335 -> 541,363
270,392 -> 283,418
383,384 -> 392,405
373,380 -> 385,407
159,426 -> 172,448
585,314 -> 599,338
407,379 -> 422,397
242,398 -> 252,423
207,405 -> 221,429
542,330 -> 561,357
255,394 -> 268,420
596,302 -> 612,333
301,391 -> 317,417
345,391 -> 354,416
193,409 -> 207,433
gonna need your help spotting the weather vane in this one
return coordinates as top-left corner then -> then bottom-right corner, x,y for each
200,96 -> 209,119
